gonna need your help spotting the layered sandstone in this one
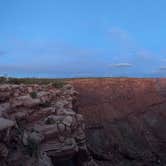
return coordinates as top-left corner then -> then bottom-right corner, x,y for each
71,78 -> 166,166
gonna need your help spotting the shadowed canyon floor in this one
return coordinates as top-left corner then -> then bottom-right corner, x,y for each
71,78 -> 166,166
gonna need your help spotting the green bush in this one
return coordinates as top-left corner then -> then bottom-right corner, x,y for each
0,77 -> 7,83
45,117 -> 56,124
52,80 -> 66,88
40,101 -> 51,108
25,138 -> 39,157
2,77 -> 67,86
29,91 -> 37,99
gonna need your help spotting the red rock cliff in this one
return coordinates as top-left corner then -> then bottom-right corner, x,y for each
71,78 -> 166,166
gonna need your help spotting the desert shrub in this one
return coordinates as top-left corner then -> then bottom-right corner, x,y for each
39,101 -> 51,108
8,78 -> 22,84
29,91 -> 37,99
25,138 -> 39,157
6,77 -> 67,86
45,117 -> 56,124
0,77 -> 7,83
52,80 -> 66,88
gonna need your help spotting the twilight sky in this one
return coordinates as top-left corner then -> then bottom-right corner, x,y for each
0,0 -> 166,78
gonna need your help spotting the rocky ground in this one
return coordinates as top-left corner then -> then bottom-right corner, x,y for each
0,78 -> 166,166
0,83 -> 97,166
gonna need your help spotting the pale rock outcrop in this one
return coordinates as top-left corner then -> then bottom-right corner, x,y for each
10,95 -> 41,108
0,83 -> 97,166
0,117 -> 15,131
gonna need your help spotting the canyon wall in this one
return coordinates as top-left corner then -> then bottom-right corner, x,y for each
0,78 -> 165,166
71,78 -> 166,166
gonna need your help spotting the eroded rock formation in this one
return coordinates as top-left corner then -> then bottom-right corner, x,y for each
0,83 -> 97,166
71,78 -> 166,166
1,78 -> 166,166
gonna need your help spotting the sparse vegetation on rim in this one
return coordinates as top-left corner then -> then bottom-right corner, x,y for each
0,76 -> 67,88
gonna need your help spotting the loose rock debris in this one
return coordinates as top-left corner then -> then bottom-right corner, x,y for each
0,83 -> 97,166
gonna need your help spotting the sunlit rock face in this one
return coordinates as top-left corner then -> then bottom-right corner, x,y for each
71,78 -> 166,166
0,83 -> 97,166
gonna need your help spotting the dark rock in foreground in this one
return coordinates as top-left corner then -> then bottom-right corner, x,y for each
0,83 -> 97,166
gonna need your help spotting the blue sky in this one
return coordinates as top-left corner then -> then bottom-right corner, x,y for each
0,0 -> 166,78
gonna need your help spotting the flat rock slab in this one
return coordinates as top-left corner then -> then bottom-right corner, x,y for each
0,117 -> 15,131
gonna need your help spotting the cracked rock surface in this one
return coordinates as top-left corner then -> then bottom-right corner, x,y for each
71,78 -> 166,166
0,83 -> 97,166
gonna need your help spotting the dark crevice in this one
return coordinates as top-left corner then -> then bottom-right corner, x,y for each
88,145 -> 112,161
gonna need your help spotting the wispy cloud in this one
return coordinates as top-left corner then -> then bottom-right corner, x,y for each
0,61 -> 105,75
13,39 -> 101,56
6,40 -> 103,62
107,27 -> 165,77
136,49 -> 154,60
108,27 -> 155,61
161,59 -> 166,62
110,63 -> 133,68
150,67 -> 166,77
108,27 -> 136,51
109,28 -> 131,41
1,28 -> 165,78
159,66 -> 166,70
0,51 -> 6,56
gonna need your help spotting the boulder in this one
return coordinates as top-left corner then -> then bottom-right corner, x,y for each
10,95 -> 41,108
